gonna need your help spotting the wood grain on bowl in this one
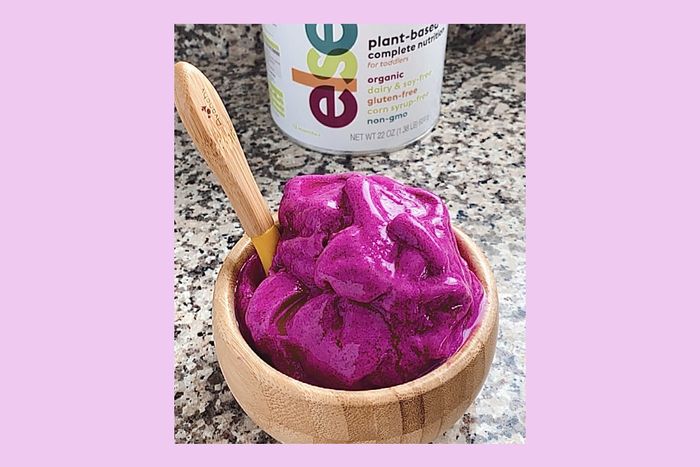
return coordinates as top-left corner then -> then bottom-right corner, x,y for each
212,227 -> 498,444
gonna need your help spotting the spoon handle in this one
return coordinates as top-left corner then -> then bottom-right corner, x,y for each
174,61 -> 278,271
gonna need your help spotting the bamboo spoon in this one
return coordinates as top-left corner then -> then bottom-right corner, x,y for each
174,61 -> 279,274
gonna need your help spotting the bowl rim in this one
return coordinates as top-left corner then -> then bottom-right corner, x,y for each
213,225 -> 498,406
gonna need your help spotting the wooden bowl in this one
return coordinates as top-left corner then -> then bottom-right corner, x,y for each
212,227 -> 498,443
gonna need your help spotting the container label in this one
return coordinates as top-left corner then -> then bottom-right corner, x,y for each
263,24 -> 447,153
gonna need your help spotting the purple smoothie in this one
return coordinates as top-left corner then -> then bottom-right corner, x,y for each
234,173 -> 484,390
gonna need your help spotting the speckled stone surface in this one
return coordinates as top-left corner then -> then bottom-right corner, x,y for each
174,24 -> 525,444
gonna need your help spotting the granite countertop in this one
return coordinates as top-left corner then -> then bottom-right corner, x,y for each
174,24 -> 525,444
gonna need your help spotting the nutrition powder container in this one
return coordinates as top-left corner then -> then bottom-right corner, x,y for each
262,24 -> 448,154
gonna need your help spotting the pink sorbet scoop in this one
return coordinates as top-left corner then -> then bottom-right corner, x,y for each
234,173 -> 484,390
